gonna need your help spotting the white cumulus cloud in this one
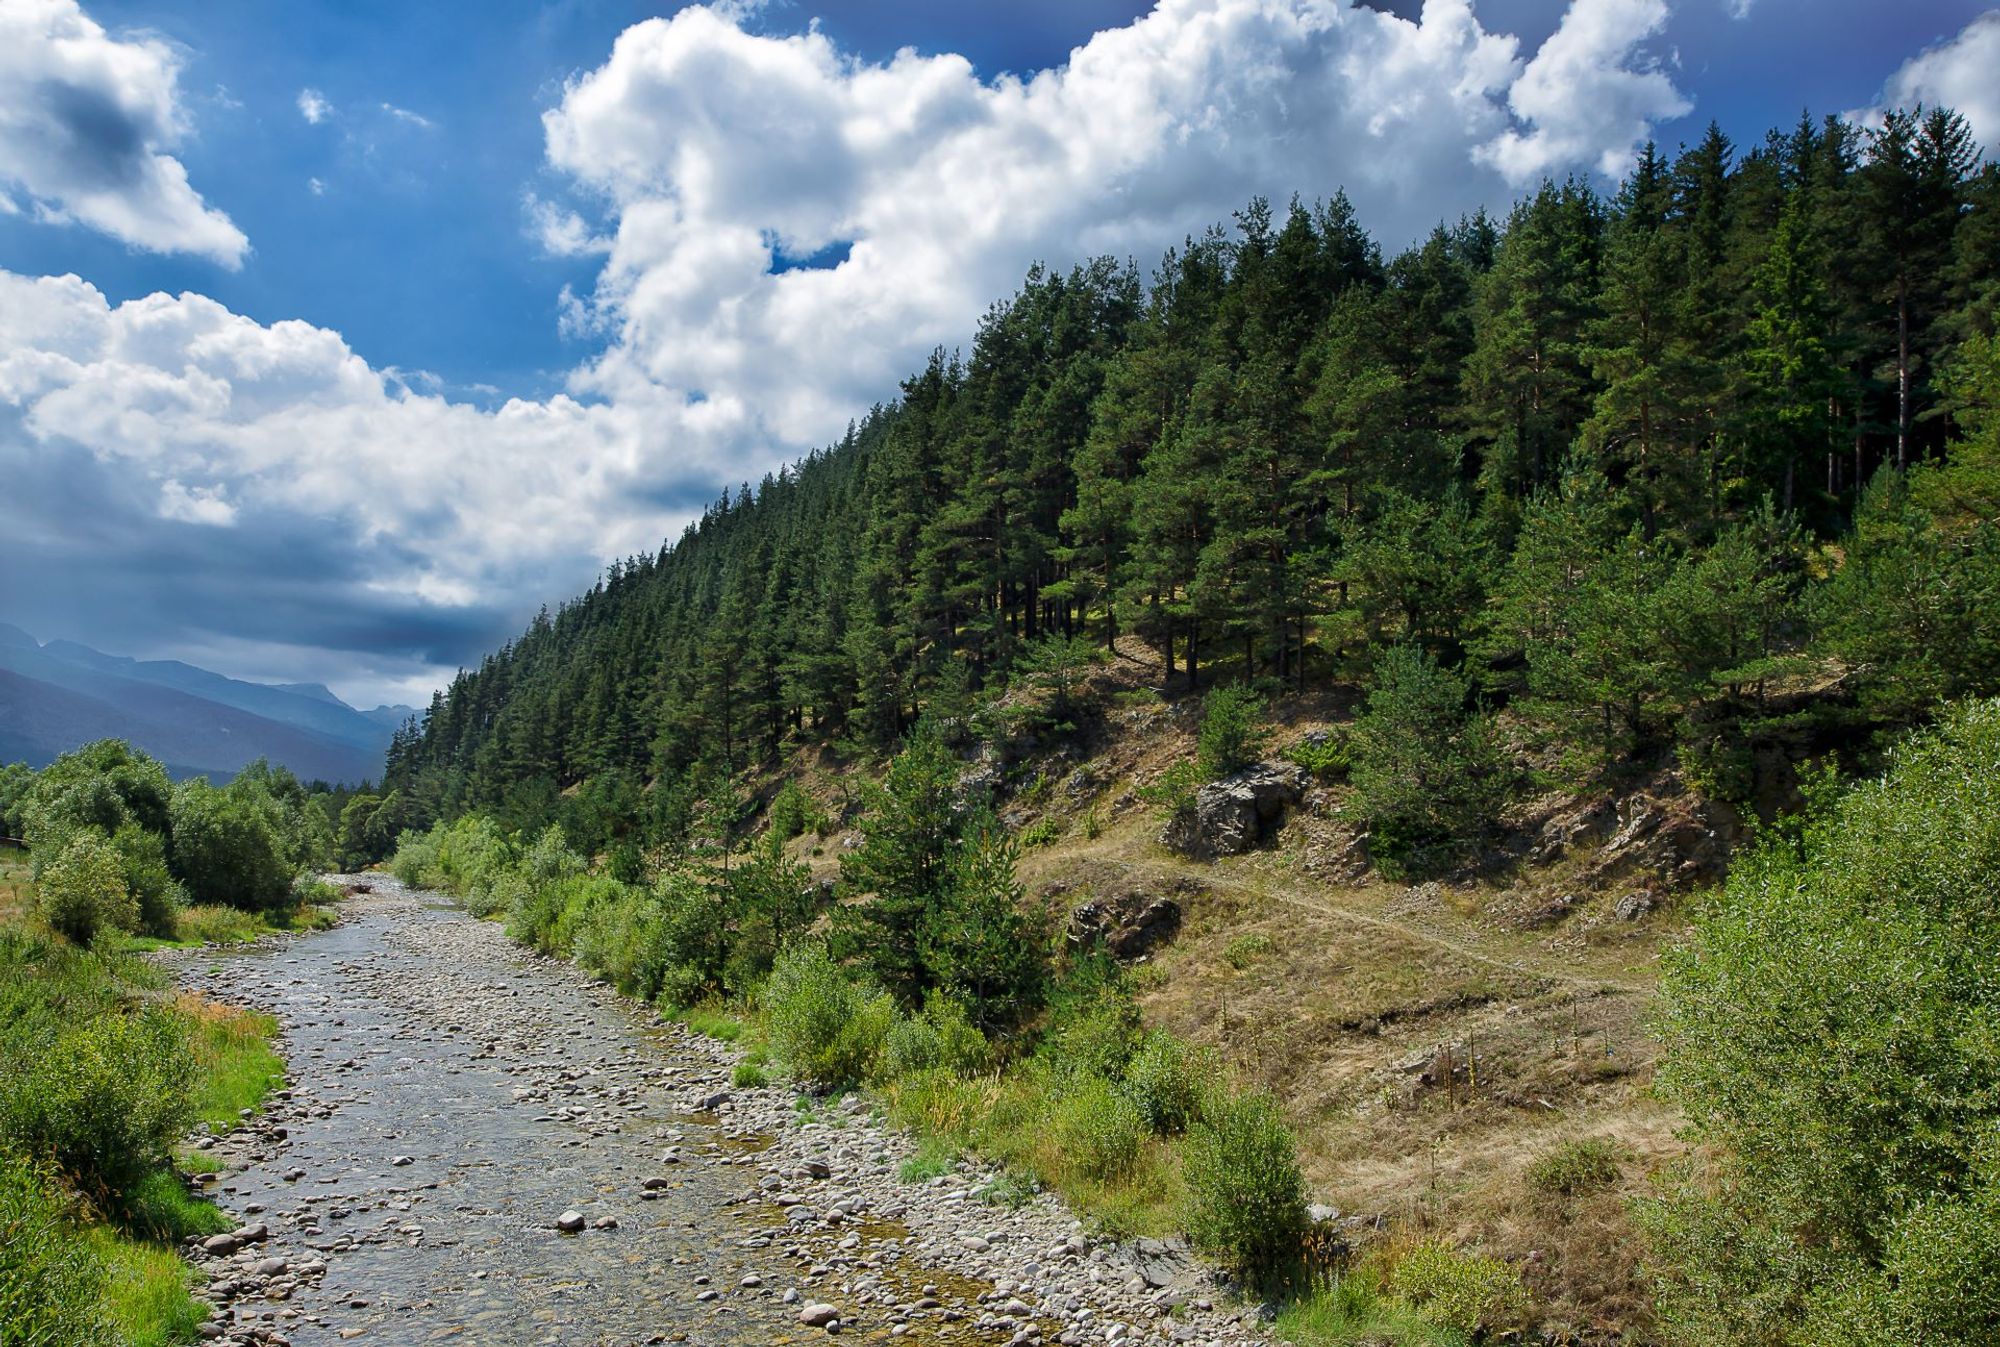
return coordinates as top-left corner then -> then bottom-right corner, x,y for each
1851,11 -> 2000,152
1477,0 -> 1691,183
0,0 -> 248,266
296,86 -> 331,124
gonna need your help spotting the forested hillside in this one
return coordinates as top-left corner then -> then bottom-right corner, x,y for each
382,106 -> 1999,846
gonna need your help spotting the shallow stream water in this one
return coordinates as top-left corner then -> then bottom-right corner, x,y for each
163,884 -> 884,1346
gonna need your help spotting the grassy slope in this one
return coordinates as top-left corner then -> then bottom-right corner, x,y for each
764,646 -> 1687,1342
974,672 -> 1681,1341
0,853 -> 288,1344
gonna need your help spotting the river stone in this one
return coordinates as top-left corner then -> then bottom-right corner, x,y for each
555,1209 -> 586,1232
799,1301 -> 840,1327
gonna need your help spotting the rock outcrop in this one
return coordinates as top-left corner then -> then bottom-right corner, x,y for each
1161,761 -> 1308,858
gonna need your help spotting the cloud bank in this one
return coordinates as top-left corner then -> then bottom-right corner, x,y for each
2,0 -> 1704,701
0,0 -> 247,266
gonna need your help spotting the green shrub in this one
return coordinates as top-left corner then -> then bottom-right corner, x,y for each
465,868 -> 527,920
1038,958 -> 1142,1083
767,779 -> 818,845
1648,700 -> 2000,1345
1183,1091 -> 1309,1282
389,828 -> 439,887
1223,932 -> 1274,970
1198,684 -> 1268,779
731,1060 -> 769,1088
1525,1136 -> 1624,1198
1388,1240 -> 1527,1338
168,780 -> 292,910
1348,645 -> 1511,874
880,995 -> 991,1082
111,825 -> 183,938
765,944 -> 891,1089
1050,1075 -> 1145,1182
0,1003 -> 194,1199
1284,732 -> 1350,781
1136,760 -> 1200,815
0,1156 -> 111,1347
37,831 -> 134,946
1019,817 -> 1062,848
1121,1031 -> 1213,1135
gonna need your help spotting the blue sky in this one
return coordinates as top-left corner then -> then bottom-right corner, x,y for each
1,0 -> 1995,707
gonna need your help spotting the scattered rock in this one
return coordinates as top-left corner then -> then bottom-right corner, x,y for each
1614,889 -> 1658,921
555,1210 -> 586,1232
798,1301 -> 841,1328
1066,891 -> 1183,960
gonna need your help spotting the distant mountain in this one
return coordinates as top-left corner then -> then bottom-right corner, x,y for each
0,628 -> 413,784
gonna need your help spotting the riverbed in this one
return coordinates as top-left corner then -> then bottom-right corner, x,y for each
160,880 -> 1269,1347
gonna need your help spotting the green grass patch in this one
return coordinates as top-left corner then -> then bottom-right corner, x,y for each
113,1168 -> 229,1243
178,993 -> 285,1132
669,1002 -> 747,1043
731,1060 -> 770,1087
1276,1274 -> 1469,1347
90,1226 -> 212,1347
898,1135 -> 961,1183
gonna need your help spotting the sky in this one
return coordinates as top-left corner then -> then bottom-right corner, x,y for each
1,0 -> 1995,710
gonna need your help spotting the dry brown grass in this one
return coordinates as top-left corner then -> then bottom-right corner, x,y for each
0,852 -> 35,927
1006,691 -> 1685,1344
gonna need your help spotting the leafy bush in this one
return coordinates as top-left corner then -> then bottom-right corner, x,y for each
0,1002 -> 194,1198
168,780 -> 292,910
36,831 -> 134,946
1019,817 -> 1062,848
1198,684 -> 1268,779
764,944 -> 892,1089
1037,958 -> 1142,1084
1182,1090 -> 1308,1282
1526,1136 -> 1624,1198
731,1060 -> 769,1088
389,828 -> 439,887
767,779 -> 829,844
1135,760 -> 1200,815
571,871 -> 730,1002
1050,1075 -> 1146,1182
0,1156 -> 111,1347
110,825 -> 183,938
1388,1240 -> 1527,1338
1121,1031 -> 1213,1135
1647,699 -> 2000,1345
880,995 -> 991,1082
1284,732 -> 1350,781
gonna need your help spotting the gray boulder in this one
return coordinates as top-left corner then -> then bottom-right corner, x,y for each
1161,761 -> 1308,858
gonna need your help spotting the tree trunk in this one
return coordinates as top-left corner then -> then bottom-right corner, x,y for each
1897,274 -> 1911,469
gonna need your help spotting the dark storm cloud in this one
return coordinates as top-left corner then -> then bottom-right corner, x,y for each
0,433 -> 574,703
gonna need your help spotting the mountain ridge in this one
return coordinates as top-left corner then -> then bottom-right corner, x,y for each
0,627 -> 412,784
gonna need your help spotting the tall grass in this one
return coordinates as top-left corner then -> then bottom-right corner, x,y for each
0,907 -> 285,1342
